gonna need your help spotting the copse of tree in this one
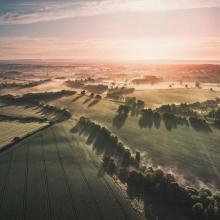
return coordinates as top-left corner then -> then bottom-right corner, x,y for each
124,97 -> 145,116
40,104 -> 71,122
81,90 -> 86,95
107,87 -> 135,99
117,105 -> 130,116
0,79 -> 51,89
127,168 -> 220,220
84,84 -> 108,94
95,94 -> 102,100
137,100 -> 145,110
0,90 -> 76,106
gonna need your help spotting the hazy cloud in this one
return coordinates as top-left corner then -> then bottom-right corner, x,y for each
0,0 -> 220,25
1,36 -> 220,60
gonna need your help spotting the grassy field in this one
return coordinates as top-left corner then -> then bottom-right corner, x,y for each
0,87 -> 219,219
133,88 -> 220,108
0,120 -> 143,220
50,90 -> 220,188
0,105 -> 43,118
0,121 -> 48,150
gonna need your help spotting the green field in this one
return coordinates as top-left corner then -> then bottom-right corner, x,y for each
50,90 -> 220,188
0,88 -> 220,220
133,88 -> 220,108
0,120 -> 143,220
0,105 -> 43,118
0,121 -> 48,150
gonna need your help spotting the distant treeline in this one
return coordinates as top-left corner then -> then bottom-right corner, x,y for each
0,79 -> 51,89
107,87 -> 135,99
115,98 -> 212,132
157,98 -> 220,117
0,90 -> 75,105
66,78 -> 108,94
72,117 -> 220,220
0,90 -> 73,122
132,75 -> 162,84
0,114 -> 48,123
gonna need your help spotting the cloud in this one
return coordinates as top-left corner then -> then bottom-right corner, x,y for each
1,36 -> 220,60
0,0 -> 220,25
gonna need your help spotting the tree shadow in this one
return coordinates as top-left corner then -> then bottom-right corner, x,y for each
163,113 -> 189,131
189,117 -> 212,133
112,114 -> 128,129
87,98 -> 101,108
72,94 -> 83,102
138,109 -> 154,129
83,97 -> 93,104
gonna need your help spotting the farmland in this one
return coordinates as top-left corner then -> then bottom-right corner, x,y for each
0,120 -> 143,220
50,92 -> 220,188
0,63 -> 220,220
0,121 -> 48,150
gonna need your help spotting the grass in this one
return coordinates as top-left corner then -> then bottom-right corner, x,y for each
0,88 -> 219,219
0,121 -> 48,150
133,88 -> 220,108
50,91 -> 220,188
0,105 -> 43,118
0,121 -> 143,220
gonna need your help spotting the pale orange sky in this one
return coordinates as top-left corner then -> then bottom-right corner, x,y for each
0,0 -> 220,61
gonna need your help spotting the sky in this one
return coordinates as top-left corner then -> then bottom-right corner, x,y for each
0,0 -> 220,61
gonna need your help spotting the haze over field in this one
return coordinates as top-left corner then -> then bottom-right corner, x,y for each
0,1 -> 220,220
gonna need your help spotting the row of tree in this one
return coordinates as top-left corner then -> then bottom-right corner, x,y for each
0,79 -> 51,89
39,104 -> 71,122
114,103 -> 211,132
71,116 -> 141,168
0,90 -> 76,106
72,117 -> 220,220
157,98 -> 220,117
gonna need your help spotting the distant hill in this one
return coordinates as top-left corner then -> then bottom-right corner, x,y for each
1,70 -> 23,76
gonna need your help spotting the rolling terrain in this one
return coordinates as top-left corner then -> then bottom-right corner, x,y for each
50,93 -> 220,188
0,120 -> 143,220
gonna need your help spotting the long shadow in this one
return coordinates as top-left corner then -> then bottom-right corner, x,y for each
0,104 -> 10,108
87,99 -> 101,108
189,117 -> 212,133
72,94 -> 83,102
83,97 -> 93,104
162,114 -> 189,131
139,115 -> 153,129
112,114 -> 128,129
138,110 -> 154,129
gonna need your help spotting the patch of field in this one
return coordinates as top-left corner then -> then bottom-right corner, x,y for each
51,94 -> 220,188
0,79 -> 69,96
0,121 -> 143,220
133,88 -> 220,108
0,105 -> 43,118
0,121 -> 48,150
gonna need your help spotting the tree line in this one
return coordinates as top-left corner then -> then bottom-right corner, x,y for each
115,102 -> 211,132
72,117 -> 220,220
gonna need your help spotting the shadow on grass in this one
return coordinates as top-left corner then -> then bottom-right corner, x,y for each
112,114 -> 128,129
87,99 -> 101,108
83,97 -> 93,104
72,94 -> 83,102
